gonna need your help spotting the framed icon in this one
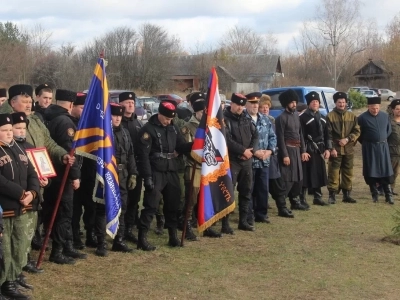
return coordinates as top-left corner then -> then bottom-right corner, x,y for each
26,147 -> 57,178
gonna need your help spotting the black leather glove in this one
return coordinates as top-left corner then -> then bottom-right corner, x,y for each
144,177 -> 154,191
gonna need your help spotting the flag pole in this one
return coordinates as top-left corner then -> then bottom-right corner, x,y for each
180,165 -> 197,247
36,149 -> 74,269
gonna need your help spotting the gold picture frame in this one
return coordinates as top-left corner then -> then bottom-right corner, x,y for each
26,147 -> 57,178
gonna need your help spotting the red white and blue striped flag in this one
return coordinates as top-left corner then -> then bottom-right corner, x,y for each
191,67 -> 235,232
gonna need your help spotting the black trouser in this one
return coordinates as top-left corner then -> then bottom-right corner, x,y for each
125,176 -> 143,228
269,177 -> 288,209
72,177 -> 96,236
230,160 -> 253,214
138,171 -> 181,230
94,203 -> 106,240
285,180 -> 303,199
42,180 -> 74,248
116,171 -> 128,238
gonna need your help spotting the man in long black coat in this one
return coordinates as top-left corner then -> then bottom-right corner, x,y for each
358,96 -> 394,204
300,92 -> 332,206
275,89 -> 310,210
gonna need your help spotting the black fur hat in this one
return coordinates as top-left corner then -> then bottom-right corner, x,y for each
305,91 -> 320,105
279,89 -> 298,107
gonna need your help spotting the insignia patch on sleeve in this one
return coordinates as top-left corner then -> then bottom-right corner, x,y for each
67,128 -> 75,137
142,132 -> 149,140
181,127 -> 188,134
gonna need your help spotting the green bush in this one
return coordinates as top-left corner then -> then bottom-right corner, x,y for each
348,90 -> 367,109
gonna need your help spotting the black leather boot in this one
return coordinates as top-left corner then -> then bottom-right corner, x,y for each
203,227 -> 222,238
342,189 -> 357,203
278,207 -> 294,218
313,190 -> 327,206
299,188 -> 310,209
369,185 -> 379,203
154,215 -> 165,235
16,273 -> 33,290
168,228 -> 181,247
290,197 -> 309,210
221,215 -> 235,234
64,240 -> 88,259
112,236 -> 133,253
49,242 -> 75,265
85,228 -> 98,248
328,190 -> 336,204
22,253 -> 43,274
185,221 -> 199,241
95,238 -> 108,257
238,208 -> 255,232
137,229 -> 156,251
125,225 -> 139,244
73,227 -> 85,250
1,281 -> 30,299
383,184 -> 394,204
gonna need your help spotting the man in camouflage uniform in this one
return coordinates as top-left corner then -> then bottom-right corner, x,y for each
326,92 -> 360,204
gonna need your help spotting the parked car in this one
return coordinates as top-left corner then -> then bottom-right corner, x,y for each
370,88 -> 382,96
108,90 -> 149,122
347,86 -> 369,93
137,96 -> 159,110
261,86 -> 336,118
156,94 -> 184,104
379,89 -> 396,101
361,90 -> 379,98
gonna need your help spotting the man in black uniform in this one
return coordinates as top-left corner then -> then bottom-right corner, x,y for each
299,92 -> 332,206
110,103 -> 138,253
223,93 -> 259,232
43,89 -> 86,264
70,93 -> 98,250
119,91 -> 143,244
136,101 -> 193,251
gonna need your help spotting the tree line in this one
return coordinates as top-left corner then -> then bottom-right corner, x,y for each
0,0 -> 400,94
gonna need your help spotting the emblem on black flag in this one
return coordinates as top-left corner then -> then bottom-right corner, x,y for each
203,129 -> 224,166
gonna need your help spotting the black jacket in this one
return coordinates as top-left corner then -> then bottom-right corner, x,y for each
44,105 -> 80,181
33,102 -> 50,123
136,114 -> 193,178
121,114 -> 142,154
113,125 -> 137,177
223,107 -> 259,162
0,141 -> 40,217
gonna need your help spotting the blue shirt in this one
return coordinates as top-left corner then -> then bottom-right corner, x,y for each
244,111 -> 277,168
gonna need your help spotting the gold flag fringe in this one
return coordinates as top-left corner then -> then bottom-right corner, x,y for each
197,201 -> 236,233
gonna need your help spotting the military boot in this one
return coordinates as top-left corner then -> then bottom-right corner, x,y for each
299,188 -> 310,209
369,185 -> 379,203
49,243 -> 75,265
22,253 -> 43,274
328,191 -> 336,204
185,221 -> 199,241
278,207 -> 294,218
137,229 -> 156,251
73,229 -> 85,250
125,225 -> 139,244
238,206 -> 255,232
1,281 -> 30,300
64,240 -> 88,259
16,274 -> 33,290
221,215 -> 235,234
290,197 -> 309,211
85,228 -> 98,248
203,227 -> 222,238
154,215 -> 165,235
383,184 -> 394,205
95,238 -> 108,257
313,190 -> 327,206
168,228 -> 181,247
342,189 -> 357,203
112,236 -> 133,253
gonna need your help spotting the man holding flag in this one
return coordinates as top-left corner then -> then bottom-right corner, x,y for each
136,101 -> 193,251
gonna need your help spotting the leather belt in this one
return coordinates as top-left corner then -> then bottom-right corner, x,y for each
117,164 -> 126,171
152,152 -> 175,159
285,140 -> 301,147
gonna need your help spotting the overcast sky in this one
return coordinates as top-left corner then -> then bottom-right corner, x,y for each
1,0 -> 399,53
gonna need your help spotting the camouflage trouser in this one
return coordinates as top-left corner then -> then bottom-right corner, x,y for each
24,210 -> 38,255
0,213 -> 29,284
327,154 -> 354,192
391,156 -> 400,190
183,166 -> 201,221
155,170 -> 185,217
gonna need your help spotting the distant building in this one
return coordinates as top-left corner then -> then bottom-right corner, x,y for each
353,59 -> 393,89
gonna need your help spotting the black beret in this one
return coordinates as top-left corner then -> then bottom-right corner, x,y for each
0,113 -> 13,127
390,99 -> 400,109
192,100 -> 205,112
189,92 -> 205,104
8,84 -> 33,101
0,88 -> 6,98
159,101 -> 176,118
35,83 -> 53,96
278,89 -> 298,107
74,93 -> 87,105
367,96 -> 381,105
119,92 -> 135,103
231,93 -> 247,106
245,92 -> 262,102
110,103 -> 125,116
55,89 -> 77,102
11,112 -> 27,125
305,91 -> 320,105
333,92 -> 347,103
